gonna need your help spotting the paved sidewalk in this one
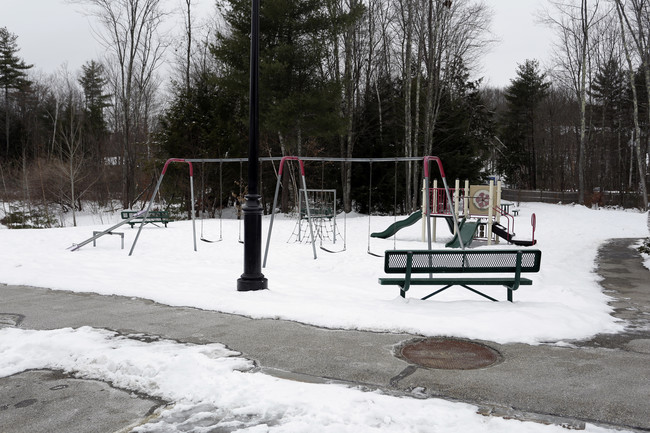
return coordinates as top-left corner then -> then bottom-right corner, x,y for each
0,238 -> 649,432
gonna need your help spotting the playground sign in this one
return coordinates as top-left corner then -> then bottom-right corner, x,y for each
469,185 -> 491,215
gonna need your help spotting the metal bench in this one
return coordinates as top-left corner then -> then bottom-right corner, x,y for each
120,210 -> 171,228
379,249 -> 542,302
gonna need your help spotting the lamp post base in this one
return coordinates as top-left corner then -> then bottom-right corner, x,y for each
237,193 -> 268,292
237,275 -> 268,292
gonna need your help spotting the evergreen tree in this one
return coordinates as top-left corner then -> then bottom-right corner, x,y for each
158,70 -> 239,159
499,60 -> 550,189
0,27 -> 32,158
78,60 -> 111,163
591,59 -> 628,128
432,61 -> 494,183
590,59 -> 630,189
211,0 -> 344,156
78,60 -> 111,136
156,68 -> 248,213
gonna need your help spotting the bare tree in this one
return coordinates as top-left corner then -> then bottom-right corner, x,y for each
398,0 -> 415,210
318,0 -> 493,212
182,0 -> 193,92
323,0 -> 365,213
545,0 -> 604,204
613,0 -> 649,209
51,68 -> 97,226
589,12 -> 627,191
612,0 -> 649,209
73,0 -> 167,208
173,0 -> 209,92
394,0 -> 492,208
340,0 -> 363,213
58,79 -> 85,226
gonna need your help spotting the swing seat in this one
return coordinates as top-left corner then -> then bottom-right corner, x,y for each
121,210 -> 171,228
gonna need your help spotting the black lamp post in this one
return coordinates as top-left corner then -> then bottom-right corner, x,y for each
237,0 -> 268,292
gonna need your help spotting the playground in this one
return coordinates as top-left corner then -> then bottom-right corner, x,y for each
0,195 -> 649,431
1,155 -> 649,432
69,156 -> 537,259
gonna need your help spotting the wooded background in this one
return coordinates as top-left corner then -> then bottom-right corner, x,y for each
1,0 -> 649,227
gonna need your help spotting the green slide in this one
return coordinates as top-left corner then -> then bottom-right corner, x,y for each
443,216 -> 457,233
371,211 -> 422,239
445,219 -> 479,248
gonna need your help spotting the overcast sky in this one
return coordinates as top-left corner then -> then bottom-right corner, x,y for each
3,0 -> 553,89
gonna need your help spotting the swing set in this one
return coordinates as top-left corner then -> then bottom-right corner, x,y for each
71,156 -> 459,261
262,155 -> 458,265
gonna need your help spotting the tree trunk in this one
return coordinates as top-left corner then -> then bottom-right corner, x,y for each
614,0 -> 649,208
4,86 -> 9,157
578,0 -> 588,205
70,154 -> 77,227
184,0 -> 192,92
402,0 -> 414,213
342,0 -> 357,214
21,148 -> 30,223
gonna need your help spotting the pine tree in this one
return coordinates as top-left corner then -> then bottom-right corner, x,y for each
78,60 -> 111,136
158,70 -> 237,159
211,0 -> 344,156
590,59 -> 629,189
432,60 -> 494,182
77,60 -> 112,166
0,27 -> 32,158
499,60 -> 550,189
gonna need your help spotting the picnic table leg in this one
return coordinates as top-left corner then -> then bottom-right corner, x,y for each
421,285 -> 454,300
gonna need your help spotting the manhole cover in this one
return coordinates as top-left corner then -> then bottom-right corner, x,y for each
399,338 -> 501,370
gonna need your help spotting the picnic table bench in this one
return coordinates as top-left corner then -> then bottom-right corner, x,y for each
121,210 -> 171,228
379,249 -> 542,302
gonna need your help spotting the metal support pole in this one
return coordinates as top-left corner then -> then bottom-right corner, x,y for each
300,175 -> 318,260
424,156 -> 462,251
263,173 -> 282,268
425,176 -> 432,251
237,0 -> 268,291
190,172 -> 197,251
128,158 -> 194,256
263,157 -> 316,267
333,190 -> 337,245
487,180 -> 494,246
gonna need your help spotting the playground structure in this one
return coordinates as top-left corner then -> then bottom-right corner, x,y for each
423,178 -> 536,247
370,211 -> 421,239
72,156 -> 382,256
70,155 -> 533,257
262,155 -> 460,265
370,176 -> 536,248
290,189 -> 344,249
69,159 -> 198,254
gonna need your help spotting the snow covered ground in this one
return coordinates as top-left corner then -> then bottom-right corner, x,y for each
0,203 -> 647,432
1,202 -> 647,343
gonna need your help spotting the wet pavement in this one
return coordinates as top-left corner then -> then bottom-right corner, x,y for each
0,370 -> 162,433
0,238 -> 649,432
